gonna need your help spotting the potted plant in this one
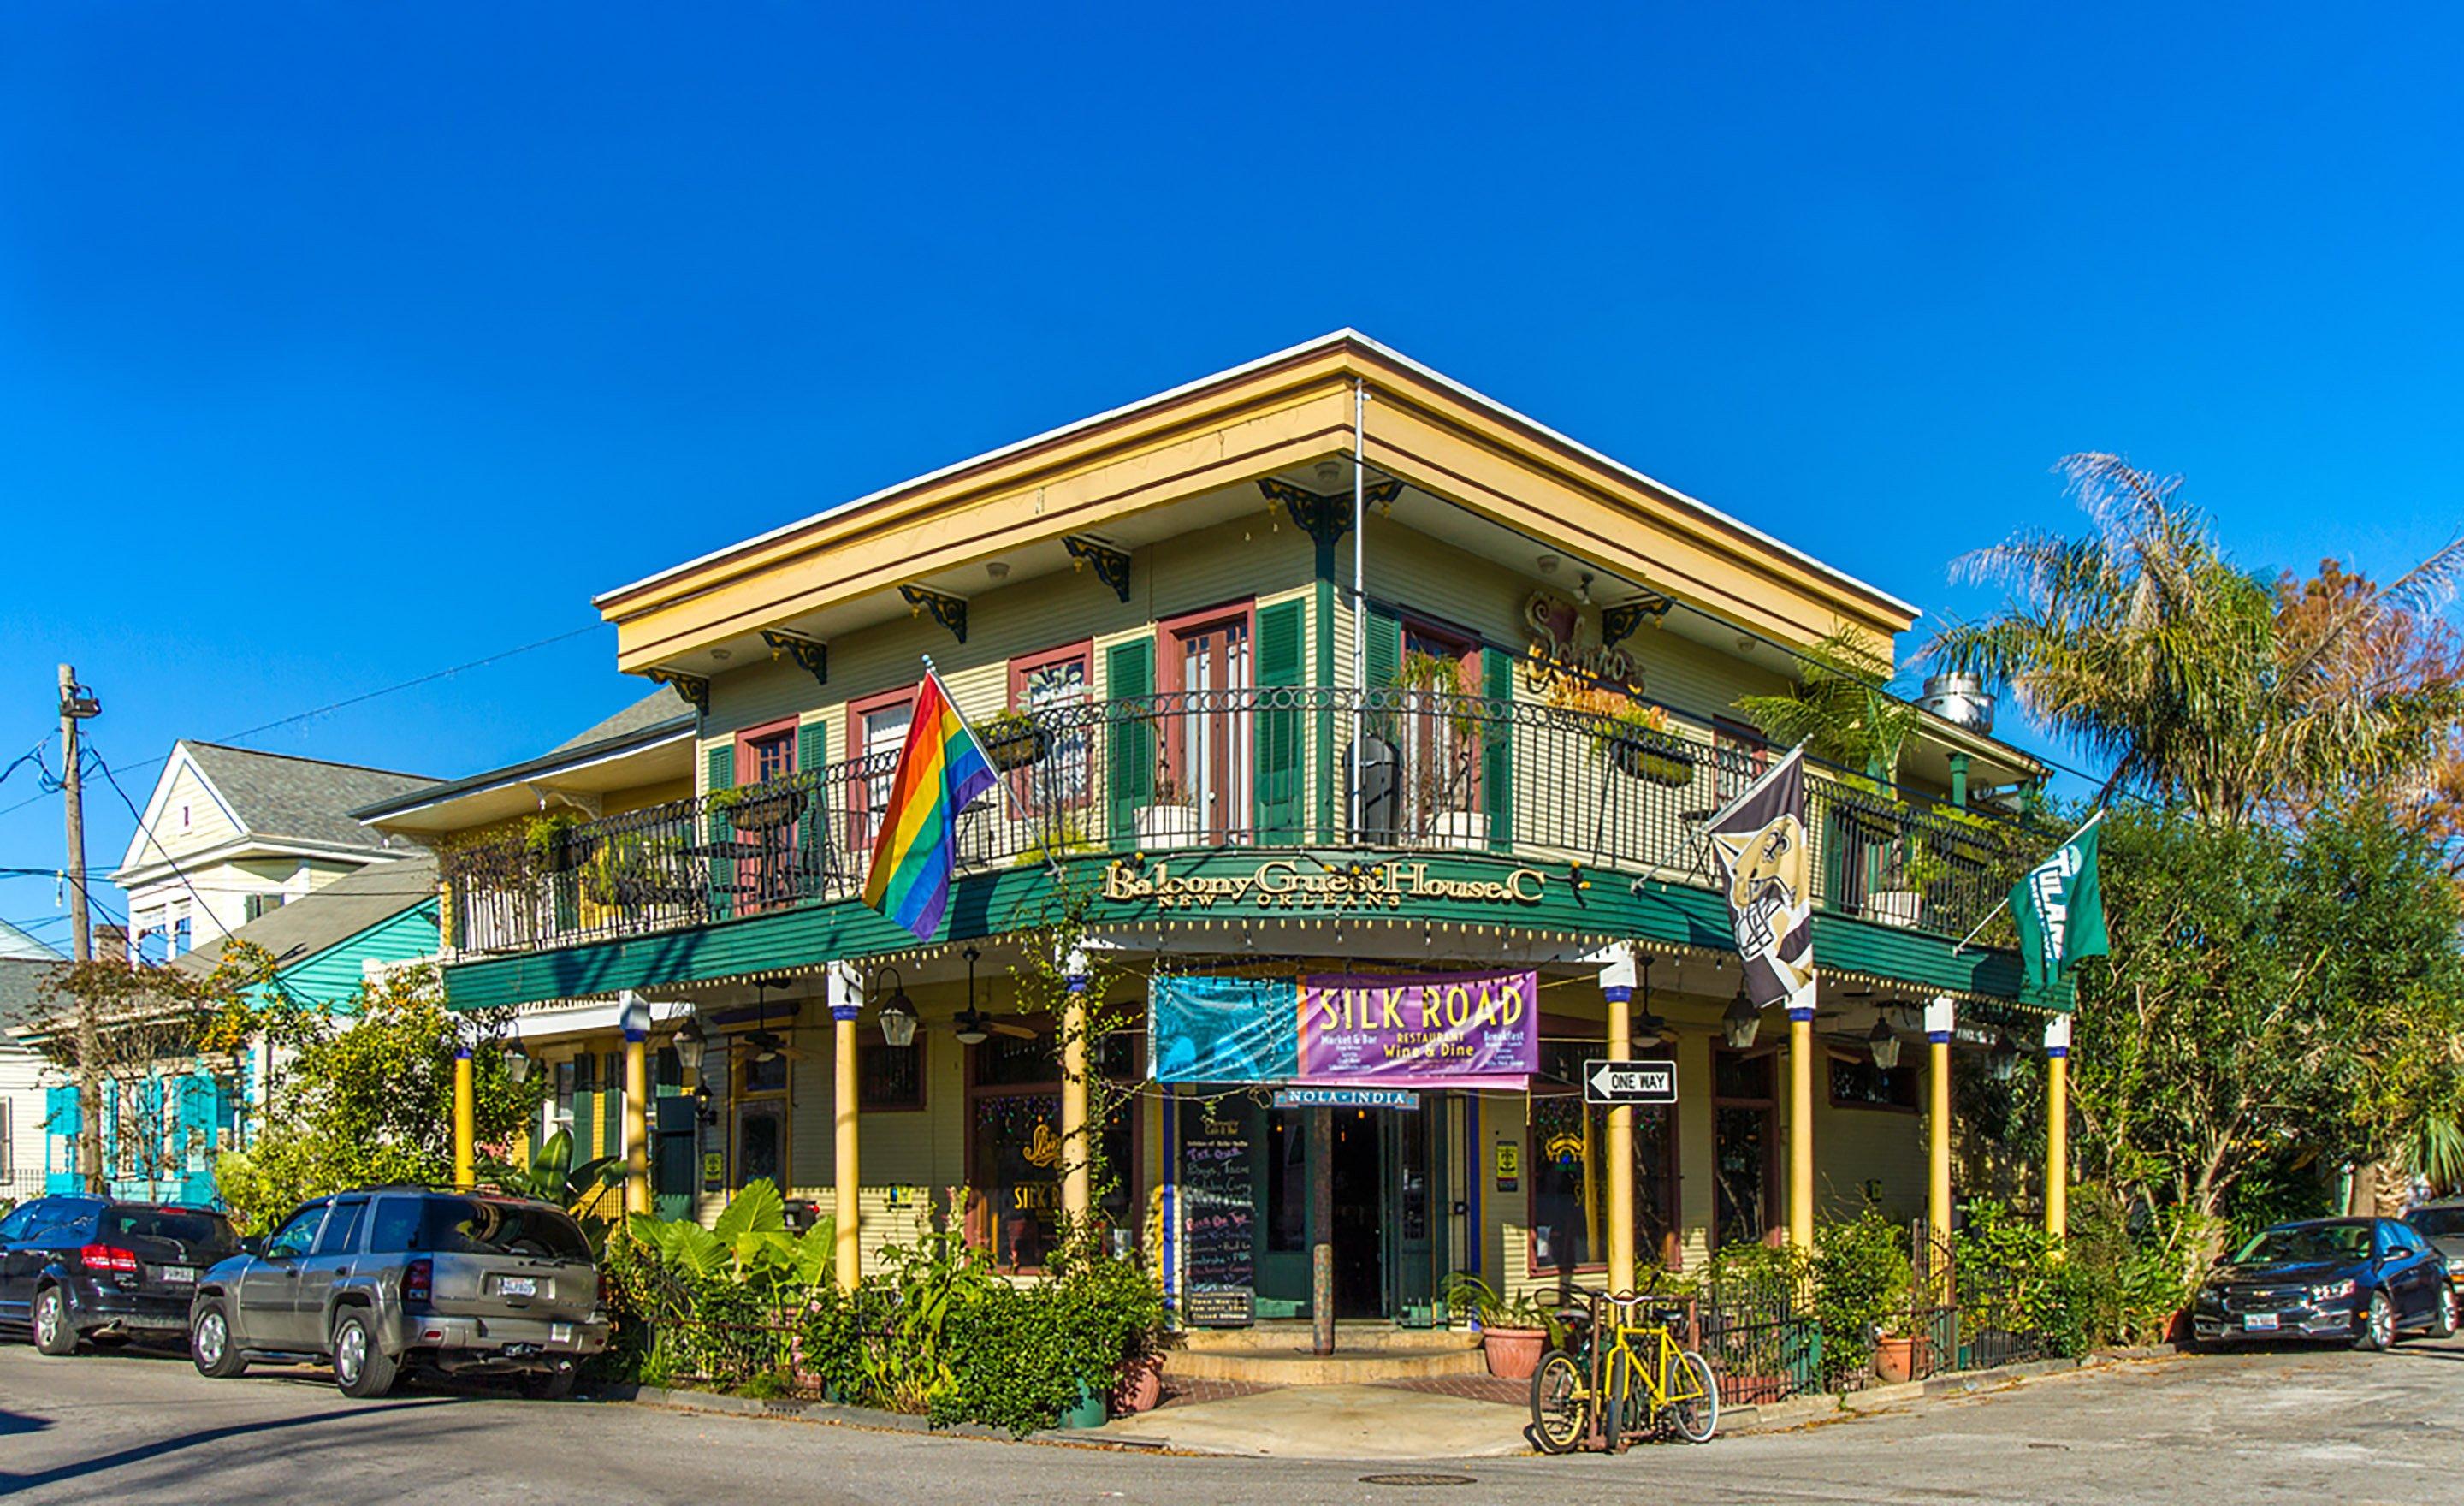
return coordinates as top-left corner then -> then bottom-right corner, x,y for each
1550,677 -> 1698,788
1134,774 -> 1201,850
1873,1308 -> 1932,1384
1442,1272 -> 1560,1380
1388,652 -> 1492,849
713,782 -> 807,833
524,809 -> 593,873
975,709 -> 1050,774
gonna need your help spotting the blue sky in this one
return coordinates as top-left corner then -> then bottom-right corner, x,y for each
4,3 -> 2461,944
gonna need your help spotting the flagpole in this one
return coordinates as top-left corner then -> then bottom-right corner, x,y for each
1951,807 -> 2106,955
921,654 -> 1069,884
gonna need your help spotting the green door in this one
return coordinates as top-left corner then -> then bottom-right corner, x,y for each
1385,1106 -> 1438,1326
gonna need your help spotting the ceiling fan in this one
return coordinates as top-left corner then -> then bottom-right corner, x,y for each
743,977 -> 814,1062
953,947 -> 1036,1045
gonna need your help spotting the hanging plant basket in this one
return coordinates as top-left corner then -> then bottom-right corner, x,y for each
979,719 -> 1050,773
1608,738 -> 1697,787
726,788 -> 807,833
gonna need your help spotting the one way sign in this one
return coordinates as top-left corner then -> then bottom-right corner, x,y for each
1584,1059 -> 1678,1106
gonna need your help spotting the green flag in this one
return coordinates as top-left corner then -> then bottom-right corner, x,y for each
2012,819 -> 2109,989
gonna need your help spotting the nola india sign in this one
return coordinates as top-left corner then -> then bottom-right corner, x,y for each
1149,969 -> 1539,1090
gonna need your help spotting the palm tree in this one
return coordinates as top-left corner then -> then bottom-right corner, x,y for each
1733,626 -> 1918,783
1929,453 -> 2464,827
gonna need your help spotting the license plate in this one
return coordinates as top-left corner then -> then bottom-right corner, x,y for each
551,1322 -> 573,1343
2242,1312 -> 2279,1331
499,1277 -> 536,1297
160,1266 -> 197,1285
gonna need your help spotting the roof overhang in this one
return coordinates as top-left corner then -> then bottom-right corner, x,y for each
595,330 -> 1921,675
356,718 -> 696,837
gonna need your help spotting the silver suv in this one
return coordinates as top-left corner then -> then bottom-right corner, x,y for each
189,1188 -> 609,1398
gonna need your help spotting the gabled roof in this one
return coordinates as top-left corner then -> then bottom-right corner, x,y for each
352,688 -> 695,829
548,687 -> 693,755
175,854 -> 439,975
0,957 -> 66,1035
0,917 -> 62,963
115,742 -> 435,881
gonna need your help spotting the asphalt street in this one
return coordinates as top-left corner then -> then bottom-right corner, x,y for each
2,1337 -> 2459,1505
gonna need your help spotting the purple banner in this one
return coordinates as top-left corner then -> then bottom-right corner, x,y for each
1298,969 -> 1539,1088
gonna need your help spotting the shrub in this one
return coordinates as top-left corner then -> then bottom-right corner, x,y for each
1812,1207 -> 1909,1383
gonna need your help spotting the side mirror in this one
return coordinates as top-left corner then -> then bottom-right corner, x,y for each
240,1236 -> 265,1257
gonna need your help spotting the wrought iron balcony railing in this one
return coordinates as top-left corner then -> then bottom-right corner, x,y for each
437,688 -> 2040,958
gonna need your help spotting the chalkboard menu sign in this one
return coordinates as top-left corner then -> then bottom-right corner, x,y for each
1179,1112 -> 1256,1327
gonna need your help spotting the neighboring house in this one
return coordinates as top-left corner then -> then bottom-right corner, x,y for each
109,741 -> 435,963
0,921 -> 67,1206
29,857 -> 441,1205
356,687 -> 696,1215
411,331 -> 2061,1319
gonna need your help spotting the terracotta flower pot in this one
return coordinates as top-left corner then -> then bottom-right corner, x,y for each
1111,1353 -> 1164,1414
1481,1325 -> 1549,1380
1874,1334 -> 1928,1384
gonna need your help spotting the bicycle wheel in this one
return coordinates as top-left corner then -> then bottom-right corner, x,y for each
1528,1349 -> 1590,1454
1667,1349 -> 1720,1444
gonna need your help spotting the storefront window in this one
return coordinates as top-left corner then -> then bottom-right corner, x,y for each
1713,1048 -> 1777,1248
1529,1037 -> 1676,1275
967,1027 -> 1136,1270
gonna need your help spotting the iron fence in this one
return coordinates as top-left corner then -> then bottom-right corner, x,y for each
441,687 -> 2045,957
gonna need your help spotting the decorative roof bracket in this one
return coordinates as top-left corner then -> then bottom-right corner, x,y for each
1600,592 -> 1676,649
643,667 -> 710,715
1063,535 -> 1133,603
1256,476 -> 1403,549
898,584 -> 968,644
759,628 -> 829,687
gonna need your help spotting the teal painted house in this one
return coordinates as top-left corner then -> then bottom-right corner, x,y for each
43,856 -> 439,1205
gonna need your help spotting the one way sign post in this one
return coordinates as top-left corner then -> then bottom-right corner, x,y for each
1584,1059 -> 1678,1106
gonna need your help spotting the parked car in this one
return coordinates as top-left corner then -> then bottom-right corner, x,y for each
0,1195 -> 240,1355
2189,1216 -> 2457,1350
190,1186 -> 608,1399
2402,1199 -> 2464,1290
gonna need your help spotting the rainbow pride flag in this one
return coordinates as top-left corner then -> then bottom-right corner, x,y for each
862,671 -> 998,940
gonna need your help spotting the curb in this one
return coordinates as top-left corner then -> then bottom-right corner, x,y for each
588,1383 -> 1170,1450
1725,1344 -> 2184,1432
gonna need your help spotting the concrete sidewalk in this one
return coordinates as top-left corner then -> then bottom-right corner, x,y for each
1095,1380 -> 1532,1458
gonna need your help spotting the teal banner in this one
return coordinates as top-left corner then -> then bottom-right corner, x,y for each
1149,975 -> 1299,1083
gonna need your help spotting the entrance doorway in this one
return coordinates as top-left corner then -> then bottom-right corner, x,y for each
1330,1110 -> 1384,1318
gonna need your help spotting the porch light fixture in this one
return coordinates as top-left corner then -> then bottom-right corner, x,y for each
500,1036 -> 532,1086
874,966 -> 918,1048
1721,986 -> 1762,1050
674,1016 -> 707,1076
1867,1019 -> 1902,1071
1631,952 -> 1667,1049
1987,1031 -> 2020,1082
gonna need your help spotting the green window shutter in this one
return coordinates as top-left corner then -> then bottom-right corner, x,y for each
603,1052 -> 623,1160
1106,638 -> 1155,847
797,720 -> 827,772
705,744 -> 736,921
1482,647 -> 1513,851
1365,604 -> 1401,691
796,720 -> 828,887
1253,600 -> 1306,842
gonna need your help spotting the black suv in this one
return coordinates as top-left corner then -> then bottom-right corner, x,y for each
0,1195 -> 240,1354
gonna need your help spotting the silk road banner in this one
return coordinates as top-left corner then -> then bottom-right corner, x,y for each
1149,975 -> 1300,1083
1298,969 -> 1538,1088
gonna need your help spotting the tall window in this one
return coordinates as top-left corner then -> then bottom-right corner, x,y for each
1010,643 -> 1093,812
1396,619 -> 1483,827
733,720 -> 803,910
1712,1048 -> 1780,1249
966,1025 -> 1135,1271
734,1045 -> 791,1193
1713,718 -> 1767,803
1161,608 -> 1253,845
1528,1033 -> 1679,1276
848,688 -> 917,855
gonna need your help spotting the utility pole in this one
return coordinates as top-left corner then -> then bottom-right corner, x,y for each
58,664 -> 103,1194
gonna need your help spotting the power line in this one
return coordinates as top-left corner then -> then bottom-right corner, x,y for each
86,744 -> 235,947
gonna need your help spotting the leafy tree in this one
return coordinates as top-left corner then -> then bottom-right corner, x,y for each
211,963 -> 536,1233
1931,454 -> 2464,827
1732,625 -> 1918,780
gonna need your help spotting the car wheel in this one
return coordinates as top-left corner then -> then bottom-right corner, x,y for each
525,1361 -> 578,1401
2357,1290 -> 2397,1352
191,1300 -> 249,1379
2433,1285 -> 2459,1342
32,1287 -> 76,1356
331,1309 -> 400,1399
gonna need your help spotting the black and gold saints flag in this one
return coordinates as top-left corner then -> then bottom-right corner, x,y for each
1707,744 -> 1817,1014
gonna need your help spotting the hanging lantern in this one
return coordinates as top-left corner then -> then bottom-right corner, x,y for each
1867,1018 -> 1902,1071
673,1016 -> 707,1075
874,966 -> 918,1048
1721,987 -> 1762,1050
500,1035 -> 532,1085
1987,1031 -> 2019,1082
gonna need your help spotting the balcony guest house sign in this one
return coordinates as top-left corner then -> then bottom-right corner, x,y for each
1104,857 -> 1549,912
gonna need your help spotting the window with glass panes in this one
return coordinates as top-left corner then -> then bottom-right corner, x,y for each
1010,643 -> 1093,809
1528,1033 -> 1679,1274
966,1024 -> 1136,1272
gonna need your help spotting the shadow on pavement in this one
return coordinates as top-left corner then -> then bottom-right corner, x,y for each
0,1407 -> 53,1437
0,1396 -> 458,1495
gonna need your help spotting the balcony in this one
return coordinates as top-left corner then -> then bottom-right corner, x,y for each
438,688 -> 2042,960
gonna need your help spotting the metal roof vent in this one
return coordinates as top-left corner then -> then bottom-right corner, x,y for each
1917,673 -> 1995,735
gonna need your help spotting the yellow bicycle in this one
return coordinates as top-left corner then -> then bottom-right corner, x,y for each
1530,1290 -> 1719,1451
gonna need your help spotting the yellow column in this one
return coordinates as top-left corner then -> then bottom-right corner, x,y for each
1786,1008 -> 1815,1252
1925,996 -> 1954,1249
452,1048 -> 475,1190
833,1011 -> 861,1290
623,1029 -> 651,1216
1060,975 -> 1092,1225
1604,982 -> 1635,1294
2045,1016 -> 2071,1244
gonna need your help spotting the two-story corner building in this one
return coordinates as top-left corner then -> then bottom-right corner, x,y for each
110,741 -> 436,963
424,332 -> 2064,1325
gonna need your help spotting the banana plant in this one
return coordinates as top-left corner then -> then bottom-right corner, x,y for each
626,1178 -> 837,1291
479,1127 -> 623,1208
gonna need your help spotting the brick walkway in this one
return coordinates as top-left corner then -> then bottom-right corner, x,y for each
1377,1374 -> 1529,1407
1152,1376 -> 1282,1410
